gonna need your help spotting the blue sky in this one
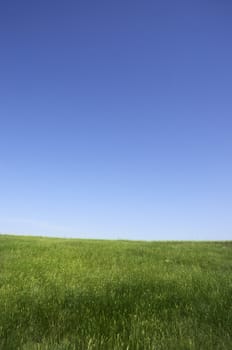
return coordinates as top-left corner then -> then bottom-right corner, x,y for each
0,0 -> 232,240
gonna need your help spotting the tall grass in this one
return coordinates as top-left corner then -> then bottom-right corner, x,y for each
0,235 -> 231,349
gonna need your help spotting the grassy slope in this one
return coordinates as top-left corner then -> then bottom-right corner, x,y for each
0,235 -> 231,350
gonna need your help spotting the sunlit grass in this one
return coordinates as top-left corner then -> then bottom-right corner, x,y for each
0,235 -> 231,349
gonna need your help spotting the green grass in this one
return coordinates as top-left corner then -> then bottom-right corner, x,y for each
0,235 -> 231,349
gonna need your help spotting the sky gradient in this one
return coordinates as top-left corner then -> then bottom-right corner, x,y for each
0,0 -> 232,240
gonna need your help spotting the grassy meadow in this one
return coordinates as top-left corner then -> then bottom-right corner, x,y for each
0,235 -> 231,349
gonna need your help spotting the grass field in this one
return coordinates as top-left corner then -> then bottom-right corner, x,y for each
0,235 -> 231,349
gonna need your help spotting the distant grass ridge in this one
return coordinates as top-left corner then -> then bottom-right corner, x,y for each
0,235 -> 231,349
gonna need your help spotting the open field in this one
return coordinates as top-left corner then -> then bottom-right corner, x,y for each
0,235 -> 231,349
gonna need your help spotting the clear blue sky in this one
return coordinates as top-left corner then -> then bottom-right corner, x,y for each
1,0 -> 232,240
